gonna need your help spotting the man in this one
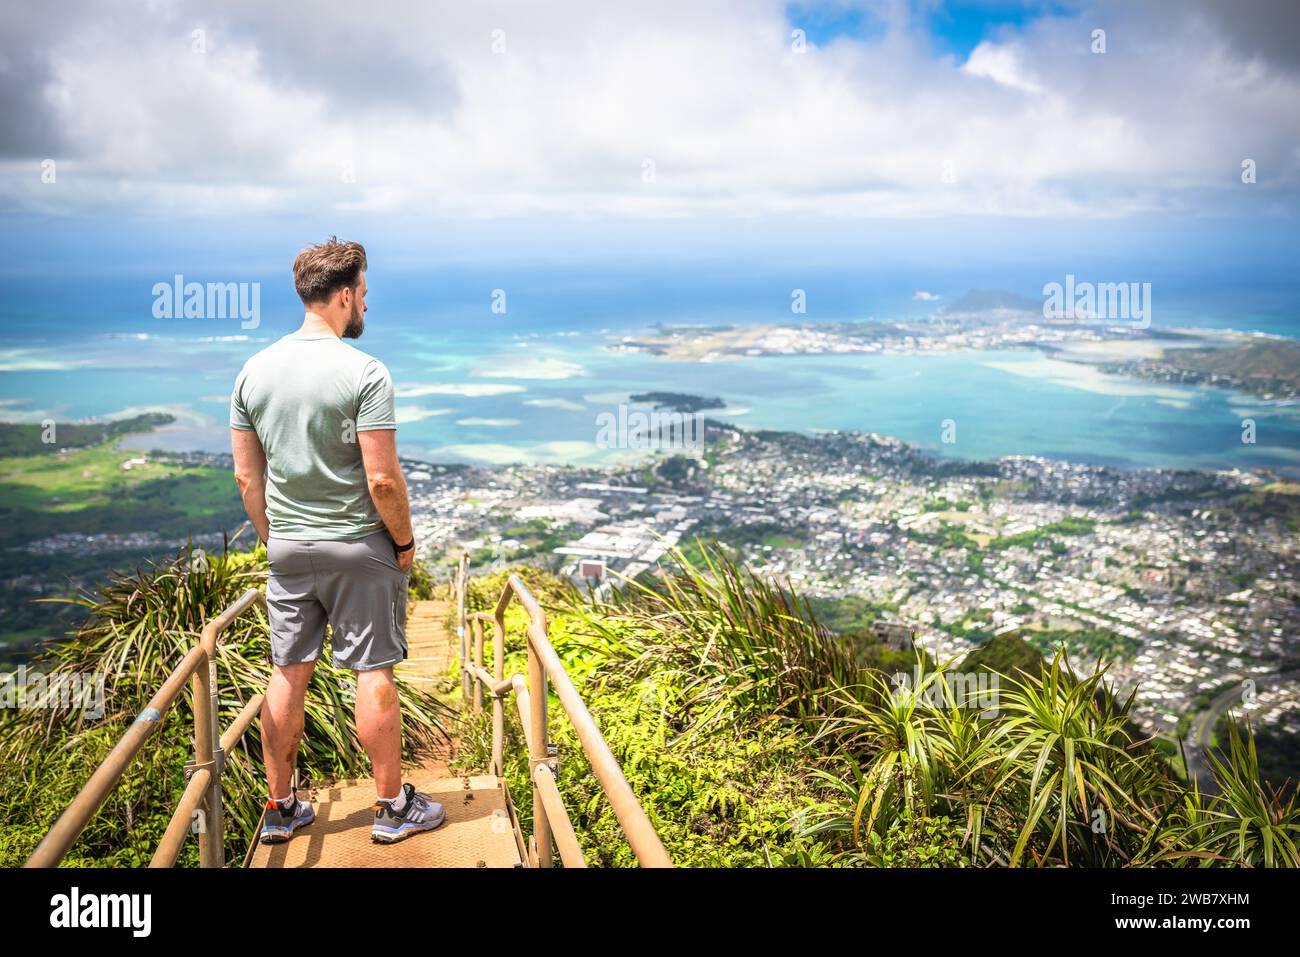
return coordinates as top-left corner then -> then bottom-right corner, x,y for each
230,237 -> 445,845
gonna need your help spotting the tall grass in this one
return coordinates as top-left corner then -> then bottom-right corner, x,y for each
1138,716 -> 1300,867
0,535 -> 454,866
462,542 -> 1298,867
559,542 -> 861,745
808,641 -> 1296,867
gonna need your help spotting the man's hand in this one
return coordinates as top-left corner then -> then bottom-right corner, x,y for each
231,427 -> 270,543
395,541 -> 415,573
359,428 -> 414,558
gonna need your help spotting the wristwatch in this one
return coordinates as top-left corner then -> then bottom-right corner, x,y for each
393,538 -> 415,553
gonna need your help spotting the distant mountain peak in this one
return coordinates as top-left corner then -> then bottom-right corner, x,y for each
939,288 -> 1041,315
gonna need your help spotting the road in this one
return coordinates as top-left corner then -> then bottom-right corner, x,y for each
1182,668 -> 1300,794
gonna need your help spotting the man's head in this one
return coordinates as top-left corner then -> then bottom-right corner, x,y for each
293,237 -> 368,338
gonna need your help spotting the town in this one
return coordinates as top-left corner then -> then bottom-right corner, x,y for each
9,421 -> 1296,766
402,421 -> 1299,749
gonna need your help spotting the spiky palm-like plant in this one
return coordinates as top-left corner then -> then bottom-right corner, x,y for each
971,651 -> 1168,866
0,536 -> 454,865
811,662 -> 946,843
1141,715 -> 1300,867
571,540 -> 862,743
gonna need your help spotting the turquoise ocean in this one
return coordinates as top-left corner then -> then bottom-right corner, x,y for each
2,268 -> 1298,476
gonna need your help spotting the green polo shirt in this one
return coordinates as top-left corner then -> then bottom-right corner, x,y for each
230,330 -> 396,540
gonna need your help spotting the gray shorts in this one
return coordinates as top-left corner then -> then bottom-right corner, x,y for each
265,530 -> 409,672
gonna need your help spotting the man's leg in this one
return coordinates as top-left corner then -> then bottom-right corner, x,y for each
355,666 -> 402,798
263,660 -> 316,799
317,532 -> 409,797
263,536 -> 326,802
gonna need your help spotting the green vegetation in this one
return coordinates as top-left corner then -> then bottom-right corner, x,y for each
648,453 -> 705,490
466,519 -> 579,567
456,544 -> 1299,866
1213,711 -> 1300,793
1023,627 -> 1141,663
979,478 -> 1035,502
0,438 -> 249,663
665,526 -> 811,570
926,498 -> 972,512
1224,485 -> 1300,534
0,413 -> 174,457
807,595 -> 885,633
805,595 -> 929,675
943,608 -> 997,644
0,444 -> 243,547
987,517 -> 1095,551
907,516 -> 1095,565
1146,338 -> 1300,399
957,632 -> 1046,680
724,522 -> 806,551
5,536 -> 1296,868
0,542 -> 448,866
628,392 -> 726,413
907,521 -> 979,551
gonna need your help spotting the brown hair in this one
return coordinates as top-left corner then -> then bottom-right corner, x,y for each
292,236 -> 367,305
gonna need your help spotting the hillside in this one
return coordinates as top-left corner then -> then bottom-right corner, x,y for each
457,545 -> 1298,867
957,631 -> 1045,680
1168,338 -> 1300,383
3,538 -> 1294,867
0,412 -> 174,457
1099,338 -> 1300,400
0,427 -> 246,666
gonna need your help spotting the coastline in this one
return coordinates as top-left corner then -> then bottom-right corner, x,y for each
4,310 -> 1298,476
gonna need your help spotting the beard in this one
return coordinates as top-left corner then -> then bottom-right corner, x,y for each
342,298 -> 364,339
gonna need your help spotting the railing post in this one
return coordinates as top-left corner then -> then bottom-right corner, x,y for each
458,557 -> 471,704
191,630 -> 224,868
527,633 -> 553,868
472,619 -> 484,716
491,616 -> 505,777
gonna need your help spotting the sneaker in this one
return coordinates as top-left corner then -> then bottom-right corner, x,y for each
259,793 -> 315,844
371,782 -> 446,844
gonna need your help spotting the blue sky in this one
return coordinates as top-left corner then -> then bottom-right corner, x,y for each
786,1 -> 1075,56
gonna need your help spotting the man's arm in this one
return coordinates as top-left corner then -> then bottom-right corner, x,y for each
231,427 -> 270,543
358,428 -> 414,570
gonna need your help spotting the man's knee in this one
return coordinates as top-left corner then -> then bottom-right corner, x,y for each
270,660 -> 316,696
357,669 -> 398,711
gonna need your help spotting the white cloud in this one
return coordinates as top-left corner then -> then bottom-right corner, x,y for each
2,0 -> 1298,219
524,397 -> 586,411
0,349 -> 93,372
396,406 -> 455,423
471,358 -> 586,380
455,417 -> 521,427
962,42 -> 1043,94
426,440 -> 618,465
395,382 -> 525,397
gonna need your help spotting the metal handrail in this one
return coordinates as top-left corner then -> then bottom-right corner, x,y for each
24,588 -> 266,868
456,553 -> 672,868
